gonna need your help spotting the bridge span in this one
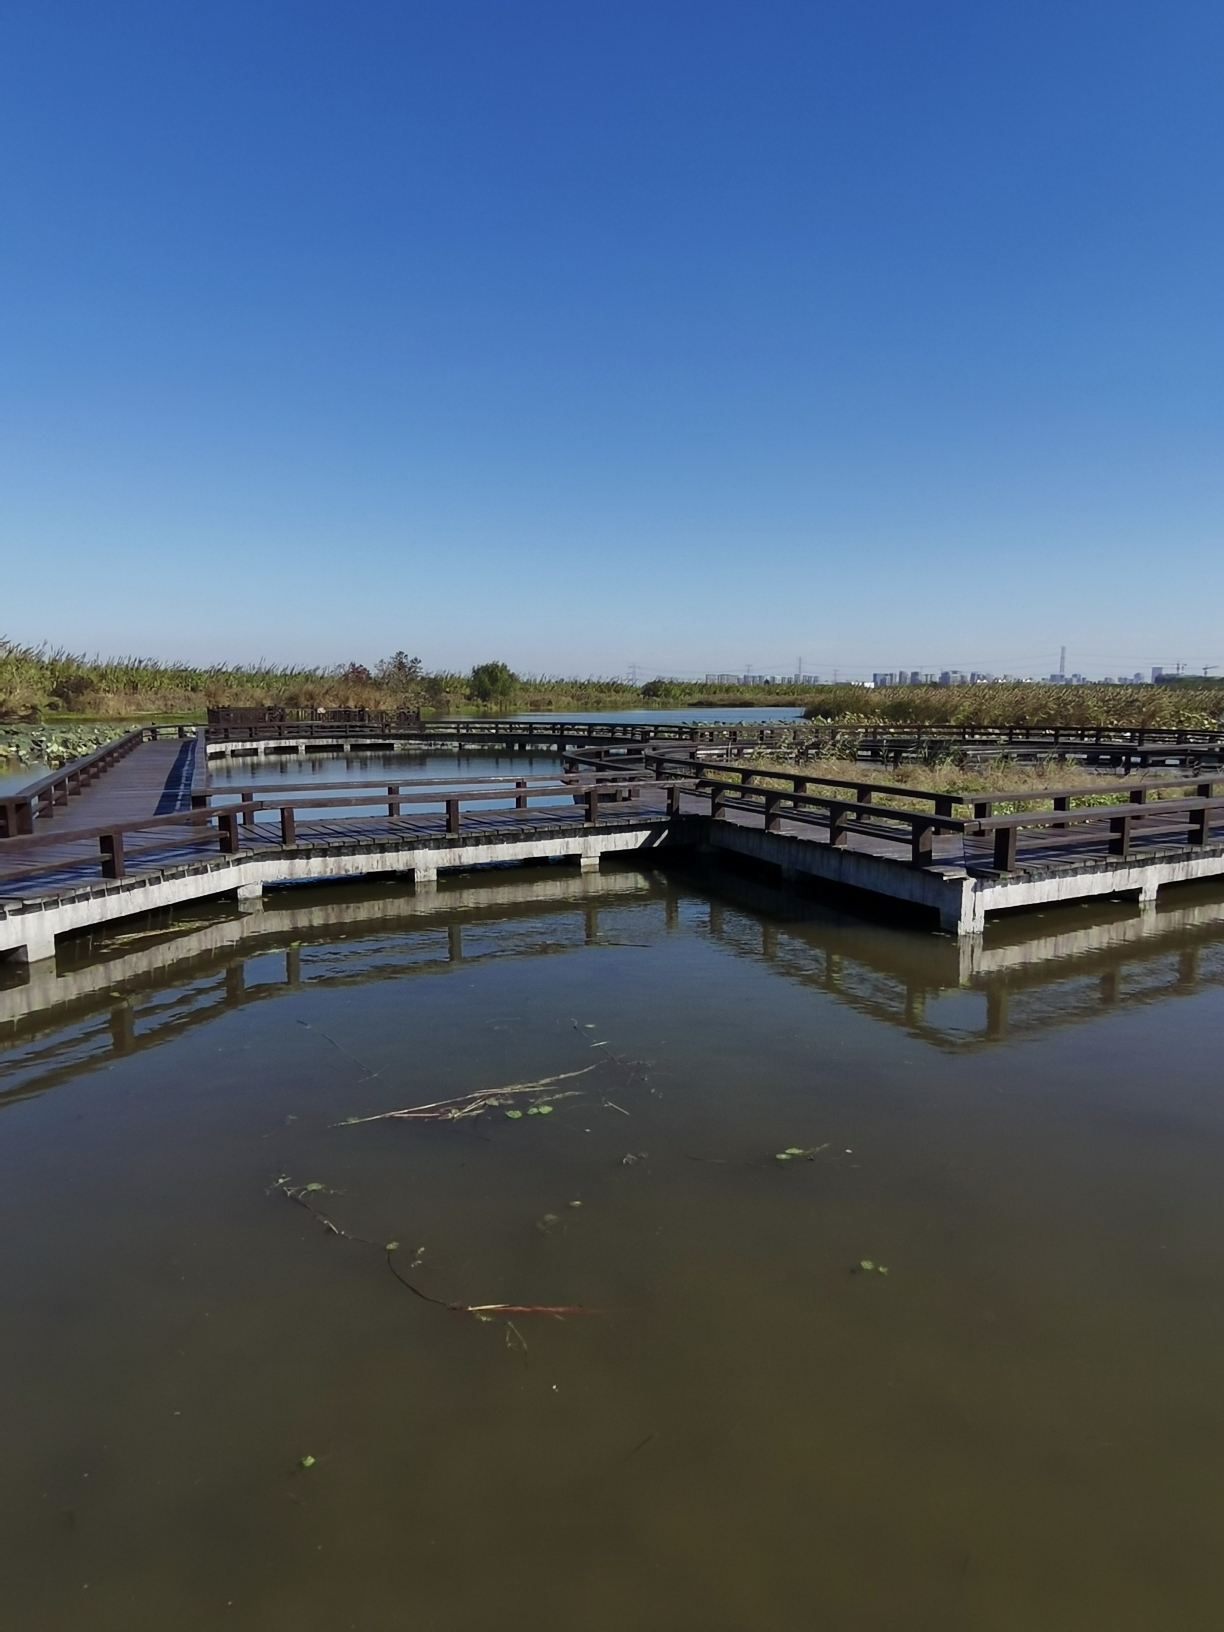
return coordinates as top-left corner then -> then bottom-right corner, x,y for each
3,726 -> 1224,965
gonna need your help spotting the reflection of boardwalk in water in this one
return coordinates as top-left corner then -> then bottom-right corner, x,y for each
6,867 -> 1224,1104
695,869 -> 1224,1051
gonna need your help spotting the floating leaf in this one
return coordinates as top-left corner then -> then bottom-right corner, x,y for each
505,1109 -> 523,1120
535,1104 -> 554,1115
860,1260 -> 874,1272
527,1106 -> 541,1115
385,1241 -> 399,1252
784,1148 -> 804,1156
300,1455 -> 316,1469
775,1153 -> 792,1161
303,1183 -> 324,1193
569,1200 -> 583,1208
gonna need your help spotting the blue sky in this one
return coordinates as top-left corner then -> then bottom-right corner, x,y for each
2,1 -> 1221,680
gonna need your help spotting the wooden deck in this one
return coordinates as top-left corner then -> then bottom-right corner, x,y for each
5,731 -> 1224,958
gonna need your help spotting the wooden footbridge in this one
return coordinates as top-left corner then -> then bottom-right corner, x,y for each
3,723 -> 1224,965
204,708 -> 1224,771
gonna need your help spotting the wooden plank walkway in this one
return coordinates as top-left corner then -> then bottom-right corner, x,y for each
0,788 -> 674,904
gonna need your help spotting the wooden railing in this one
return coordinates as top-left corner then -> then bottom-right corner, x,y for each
0,773 -> 687,887
203,717 -> 792,747
680,761 -> 1224,870
0,726 -> 193,839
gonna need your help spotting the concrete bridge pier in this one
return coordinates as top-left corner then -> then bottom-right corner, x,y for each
8,914 -> 55,964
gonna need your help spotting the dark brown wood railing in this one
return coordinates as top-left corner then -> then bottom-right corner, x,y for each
0,726 -> 193,838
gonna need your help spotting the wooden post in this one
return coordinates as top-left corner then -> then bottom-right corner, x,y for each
911,820 -> 934,867
711,786 -> 726,819
1052,794 -> 1070,830
218,810 -> 240,853
764,792 -> 783,832
934,795 -> 954,820
1129,787 -> 1148,805
516,779 -> 528,810
828,803 -> 850,847
387,785 -> 400,817
1108,812 -> 1132,857
1188,803 -> 1209,846
585,786 -> 600,825
241,799 -> 255,827
446,798 -> 461,835
280,806 -> 297,847
99,831 -> 125,879
667,782 -> 682,817
993,825 -> 1017,871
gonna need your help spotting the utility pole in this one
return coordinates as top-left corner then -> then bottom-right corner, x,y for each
1059,645 -> 1066,678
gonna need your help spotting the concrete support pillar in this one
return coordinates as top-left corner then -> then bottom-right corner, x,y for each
1138,881 -> 1159,910
236,882 -> 263,914
578,853 -> 599,873
414,862 -> 438,889
938,876 -> 984,937
10,915 -> 56,963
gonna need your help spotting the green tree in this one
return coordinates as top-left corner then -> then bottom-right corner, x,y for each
469,661 -> 519,705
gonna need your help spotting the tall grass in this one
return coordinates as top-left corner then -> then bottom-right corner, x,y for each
4,640 -> 1222,728
0,639 -> 640,721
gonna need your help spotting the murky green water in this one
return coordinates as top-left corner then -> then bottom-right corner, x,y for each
3,866 -> 1224,1629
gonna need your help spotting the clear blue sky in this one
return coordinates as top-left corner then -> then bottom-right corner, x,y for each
2,1 -> 1221,680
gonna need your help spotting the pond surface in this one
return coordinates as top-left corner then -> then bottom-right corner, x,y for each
3,866 -> 1224,1630
0,762 -> 51,796
207,750 -> 572,822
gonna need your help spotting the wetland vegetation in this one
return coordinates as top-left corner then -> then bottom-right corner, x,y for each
5,638 -> 1223,729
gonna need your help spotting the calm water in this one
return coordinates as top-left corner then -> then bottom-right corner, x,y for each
3,866 -> 1224,1629
207,750 -> 573,822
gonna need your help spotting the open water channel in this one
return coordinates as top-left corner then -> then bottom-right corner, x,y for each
2,736 -> 1224,1628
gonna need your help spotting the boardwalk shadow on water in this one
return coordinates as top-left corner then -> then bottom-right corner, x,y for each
2,865 -> 1224,1629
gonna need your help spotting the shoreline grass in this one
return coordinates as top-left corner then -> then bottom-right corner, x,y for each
3,639 -> 1223,731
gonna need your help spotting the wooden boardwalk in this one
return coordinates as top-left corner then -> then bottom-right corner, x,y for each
44,736 -> 199,828
5,733 -> 1224,958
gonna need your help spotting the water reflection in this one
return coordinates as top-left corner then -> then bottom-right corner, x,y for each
5,863 -> 1224,1628
6,868 -> 1224,1104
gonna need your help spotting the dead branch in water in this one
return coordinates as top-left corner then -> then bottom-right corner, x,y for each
271,1175 -> 377,1245
384,1245 -> 601,1318
337,1062 -> 607,1126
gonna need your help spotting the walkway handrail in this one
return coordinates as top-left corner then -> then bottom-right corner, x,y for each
192,769 -> 647,802
0,726 -> 193,838
0,773 -> 691,886
690,768 -> 1224,868
644,751 -> 1220,813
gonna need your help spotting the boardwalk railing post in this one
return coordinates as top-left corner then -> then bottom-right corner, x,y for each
1108,812 -> 1133,857
99,831 -> 125,880
764,792 -> 782,832
516,779 -> 528,810
280,806 -> 297,847
1188,804 -> 1208,846
667,782 -> 682,818
387,785 -> 400,817
711,785 -> 726,820
446,798 -> 460,835
993,826 -> 1017,871
241,799 -> 255,827
585,786 -> 600,825
828,803 -> 850,847
218,811 -> 240,853
911,819 -> 934,867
